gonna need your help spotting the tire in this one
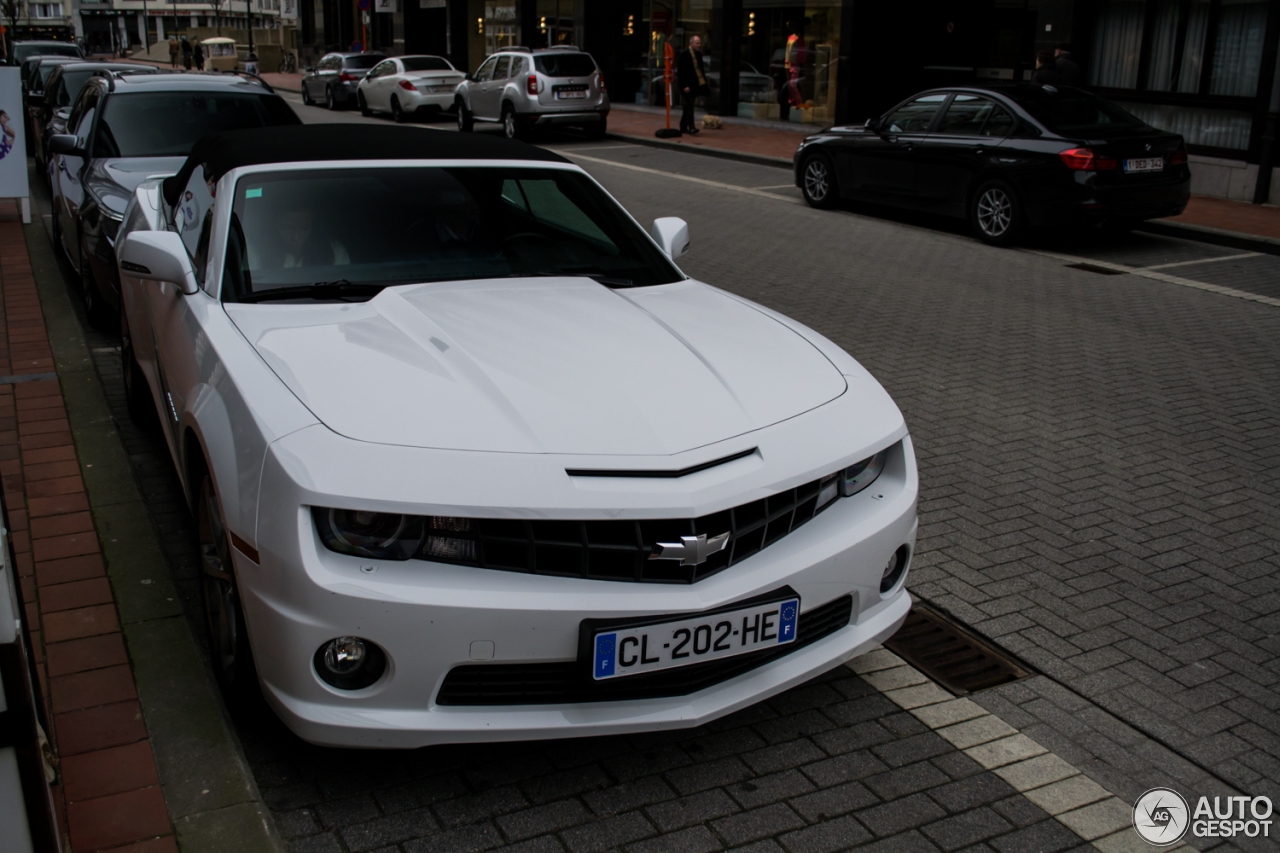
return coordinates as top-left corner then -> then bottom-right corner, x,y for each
501,104 -> 522,140
391,95 -> 407,123
326,86 -> 339,110
120,309 -> 154,426
197,470 -> 259,706
456,99 -> 473,132
583,117 -> 607,140
358,91 -> 371,116
970,179 -> 1023,246
79,248 -> 109,330
800,153 -> 837,209
300,83 -> 312,106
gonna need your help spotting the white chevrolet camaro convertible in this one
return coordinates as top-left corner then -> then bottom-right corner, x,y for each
115,125 -> 918,748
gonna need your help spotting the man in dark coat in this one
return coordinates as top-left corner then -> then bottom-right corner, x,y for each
1033,50 -> 1068,86
677,35 -> 709,134
181,37 -> 193,71
1055,44 -> 1082,86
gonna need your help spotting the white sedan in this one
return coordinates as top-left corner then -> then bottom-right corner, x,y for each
115,125 -> 917,748
357,55 -> 464,122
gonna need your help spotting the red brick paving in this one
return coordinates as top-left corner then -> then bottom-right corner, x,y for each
1169,194 -> 1280,240
0,202 -> 175,850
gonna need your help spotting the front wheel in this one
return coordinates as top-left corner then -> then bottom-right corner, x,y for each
800,153 -> 837,209
456,99 -> 473,132
79,249 -> 109,330
358,91 -> 371,116
198,472 -> 258,706
970,179 -> 1023,246
301,83 -> 312,106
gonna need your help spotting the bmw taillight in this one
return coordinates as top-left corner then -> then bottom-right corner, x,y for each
399,79 -> 415,91
1170,144 -> 1188,166
339,72 -> 358,82
1058,147 -> 1117,171
527,74 -> 538,95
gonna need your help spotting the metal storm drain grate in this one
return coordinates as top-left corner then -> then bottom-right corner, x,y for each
1064,262 -> 1126,275
884,606 -> 1032,695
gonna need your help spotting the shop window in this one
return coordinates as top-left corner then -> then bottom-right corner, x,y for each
736,1 -> 841,126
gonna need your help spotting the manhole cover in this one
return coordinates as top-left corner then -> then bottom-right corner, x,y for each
884,606 -> 1032,695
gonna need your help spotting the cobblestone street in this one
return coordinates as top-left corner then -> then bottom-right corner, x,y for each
25,99 -> 1280,852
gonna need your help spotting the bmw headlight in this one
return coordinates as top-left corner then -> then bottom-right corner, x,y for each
838,450 -> 888,497
313,507 -> 424,560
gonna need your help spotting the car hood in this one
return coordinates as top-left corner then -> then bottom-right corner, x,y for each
86,156 -> 185,217
227,277 -> 847,455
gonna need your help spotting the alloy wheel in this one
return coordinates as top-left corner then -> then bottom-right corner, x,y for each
199,476 -> 240,681
976,188 -> 1012,237
804,159 -> 830,202
326,88 -> 336,110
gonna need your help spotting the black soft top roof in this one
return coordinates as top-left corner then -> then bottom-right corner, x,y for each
162,124 -> 569,206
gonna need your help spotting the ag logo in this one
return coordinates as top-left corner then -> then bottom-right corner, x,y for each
1134,787 -> 1190,845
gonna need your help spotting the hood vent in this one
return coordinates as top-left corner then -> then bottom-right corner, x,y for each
566,447 -> 757,479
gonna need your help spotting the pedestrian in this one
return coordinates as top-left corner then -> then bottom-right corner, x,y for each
168,36 -> 179,68
193,40 -> 204,71
676,34 -> 708,135
1055,43 -> 1082,86
1032,49 -> 1067,86
182,36 -> 193,71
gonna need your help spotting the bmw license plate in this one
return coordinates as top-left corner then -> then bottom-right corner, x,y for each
591,596 -> 799,680
1124,157 -> 1163,173
557,90 -> 587,99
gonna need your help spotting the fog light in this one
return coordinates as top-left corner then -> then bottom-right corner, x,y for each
880,547 -> 909,594
314,636 -> 387,689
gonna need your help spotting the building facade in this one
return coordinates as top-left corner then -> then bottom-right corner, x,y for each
76,0 -> 281,56
297,0 -> 1279,202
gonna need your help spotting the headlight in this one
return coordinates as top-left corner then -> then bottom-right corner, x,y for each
313,507 -> 424,560
838,450 -> 887,497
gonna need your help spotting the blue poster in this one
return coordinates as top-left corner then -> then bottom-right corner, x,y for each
0,69 -> 30,202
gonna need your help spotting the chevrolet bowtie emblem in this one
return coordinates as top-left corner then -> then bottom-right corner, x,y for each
649,532 -> 730,566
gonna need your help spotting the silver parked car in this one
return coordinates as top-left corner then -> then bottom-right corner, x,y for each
301,51 -> 385,110
455,45 -> 609,140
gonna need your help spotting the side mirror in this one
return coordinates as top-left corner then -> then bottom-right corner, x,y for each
54,107 -> 71,120
651,217 -> 689,261
465,73 -> 476,82
48,134 -> 85,157
305,65 -> 314,73
863,117 -> 880,132
119,231 -> 198,295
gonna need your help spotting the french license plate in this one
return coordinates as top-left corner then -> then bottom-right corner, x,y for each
557,90 -> 586,99
425,84 -> 454,93
1124,157 -> 1163,173
592,596 -> 799,680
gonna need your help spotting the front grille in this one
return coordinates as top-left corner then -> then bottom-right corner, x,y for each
419,476 -> 833,584
436,594 -> 853,706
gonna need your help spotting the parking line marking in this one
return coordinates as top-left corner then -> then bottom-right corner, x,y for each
753,184 -> 798,189
564,152 -> 804,205
1140,251 -> 1261,270
1021,247 -> 1280,309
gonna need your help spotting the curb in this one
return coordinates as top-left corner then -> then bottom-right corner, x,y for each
1138,218 -> 1280,256
605,130 -> 795,171
848,648 -> 1194,853
23,197 -> 283,852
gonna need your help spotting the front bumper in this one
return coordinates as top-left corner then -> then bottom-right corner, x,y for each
243,403 -> 917,748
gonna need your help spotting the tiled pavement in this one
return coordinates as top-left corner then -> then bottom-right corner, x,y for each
0,203 -> 176,851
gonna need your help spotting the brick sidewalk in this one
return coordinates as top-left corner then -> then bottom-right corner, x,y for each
0,202 -> 175,852
608,105 -> 804,162
1169,195 -> 1280,240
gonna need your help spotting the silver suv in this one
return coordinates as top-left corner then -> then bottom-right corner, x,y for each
455,46 -> 609,140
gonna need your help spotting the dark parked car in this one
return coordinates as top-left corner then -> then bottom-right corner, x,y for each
31,63 -> 157,172
21,55 -> 80,149
47,71 -> 301,323
300,51 -> 385,110
793,84 -> 1190,245
9,40 -> 83,81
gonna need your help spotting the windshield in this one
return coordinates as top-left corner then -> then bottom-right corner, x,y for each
344,55 -> 383,69
222,166 -> 683,301
94,92 -> 299,157
402,56 -> 453,72
1010,88 -> 1148,135
16,44 -> 82,62
37,62 -> 66,85
534,54 -> 597,77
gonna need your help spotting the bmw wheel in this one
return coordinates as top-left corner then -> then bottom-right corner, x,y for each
301,83 -> 312,106
456,99 -> 473,132
801,153 -> 837,209
358,91 -> 371,116
391,95 -> 407,123
970,179 -> 1023,246
198,470 -> 257,704
79,249 -> 109,330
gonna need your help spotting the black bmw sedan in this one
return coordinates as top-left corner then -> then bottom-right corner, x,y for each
793,84 -> 1190,246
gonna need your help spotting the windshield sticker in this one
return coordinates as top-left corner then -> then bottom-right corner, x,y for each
246,187 -> 262,198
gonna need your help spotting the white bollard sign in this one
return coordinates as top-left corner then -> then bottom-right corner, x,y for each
0,68 -> 30,223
